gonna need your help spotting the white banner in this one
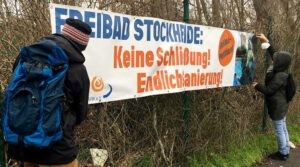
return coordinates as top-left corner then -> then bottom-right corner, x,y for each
49,4 -> 256,104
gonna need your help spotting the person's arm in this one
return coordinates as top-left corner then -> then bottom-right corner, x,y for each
256,33 -> 276,60
267,45 -> 276,58
66,64 -> 90,125
254,73 -> 285,95
75,66 -> 90,125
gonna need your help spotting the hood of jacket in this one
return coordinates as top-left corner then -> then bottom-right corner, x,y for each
273,51 -> 291,72
43,34 -> 86,64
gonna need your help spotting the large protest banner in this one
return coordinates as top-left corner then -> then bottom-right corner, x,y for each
49,4 -> 256,104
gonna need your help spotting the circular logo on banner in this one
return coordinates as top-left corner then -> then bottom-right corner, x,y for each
91,76 -> 104,92
218,30 -> 235,66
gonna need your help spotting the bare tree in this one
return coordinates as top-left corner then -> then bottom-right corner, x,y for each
212,0 -> 222,27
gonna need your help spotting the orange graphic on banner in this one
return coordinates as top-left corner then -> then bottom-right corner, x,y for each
91,76 -> 104,92
218,30 -> 235,66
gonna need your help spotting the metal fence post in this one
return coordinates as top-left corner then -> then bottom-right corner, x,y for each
183,0 -> 191,162
183,0 -> 189,23
262,16 -> 273,131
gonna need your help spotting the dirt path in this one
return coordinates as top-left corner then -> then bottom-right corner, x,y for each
254,147 -> 300,167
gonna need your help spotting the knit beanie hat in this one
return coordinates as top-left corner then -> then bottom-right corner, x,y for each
62,18 -> 92,51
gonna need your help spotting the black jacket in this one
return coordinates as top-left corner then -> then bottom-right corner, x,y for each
8,34 -> 90,164
255,45 -> 291,120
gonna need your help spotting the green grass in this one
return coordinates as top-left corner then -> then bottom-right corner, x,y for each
288,124 -> 300,144
133,156 -> 151,167
77,148 -> 91,163
189,124 -> 300,167
132,123 -> 300,167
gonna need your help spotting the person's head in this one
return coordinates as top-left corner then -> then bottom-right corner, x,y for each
61,18 -> 92,51
273,51 -> 292,72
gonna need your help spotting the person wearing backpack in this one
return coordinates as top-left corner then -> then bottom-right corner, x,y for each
5,18 -> 91,166
252,33 -> 292,161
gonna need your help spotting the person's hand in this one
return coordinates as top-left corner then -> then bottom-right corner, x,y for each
252,82 -> 258,88
256,33 -> 269,43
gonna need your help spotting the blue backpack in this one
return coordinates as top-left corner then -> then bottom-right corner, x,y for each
2,39 -> 68,147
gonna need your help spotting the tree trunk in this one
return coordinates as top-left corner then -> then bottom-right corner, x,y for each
199,0 -> 211,25
252,0 -> 270,30
212,0 -> 222,27
195,0 -> 203,24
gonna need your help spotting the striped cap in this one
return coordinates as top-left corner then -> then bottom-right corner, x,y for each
62,18 -> 92,46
